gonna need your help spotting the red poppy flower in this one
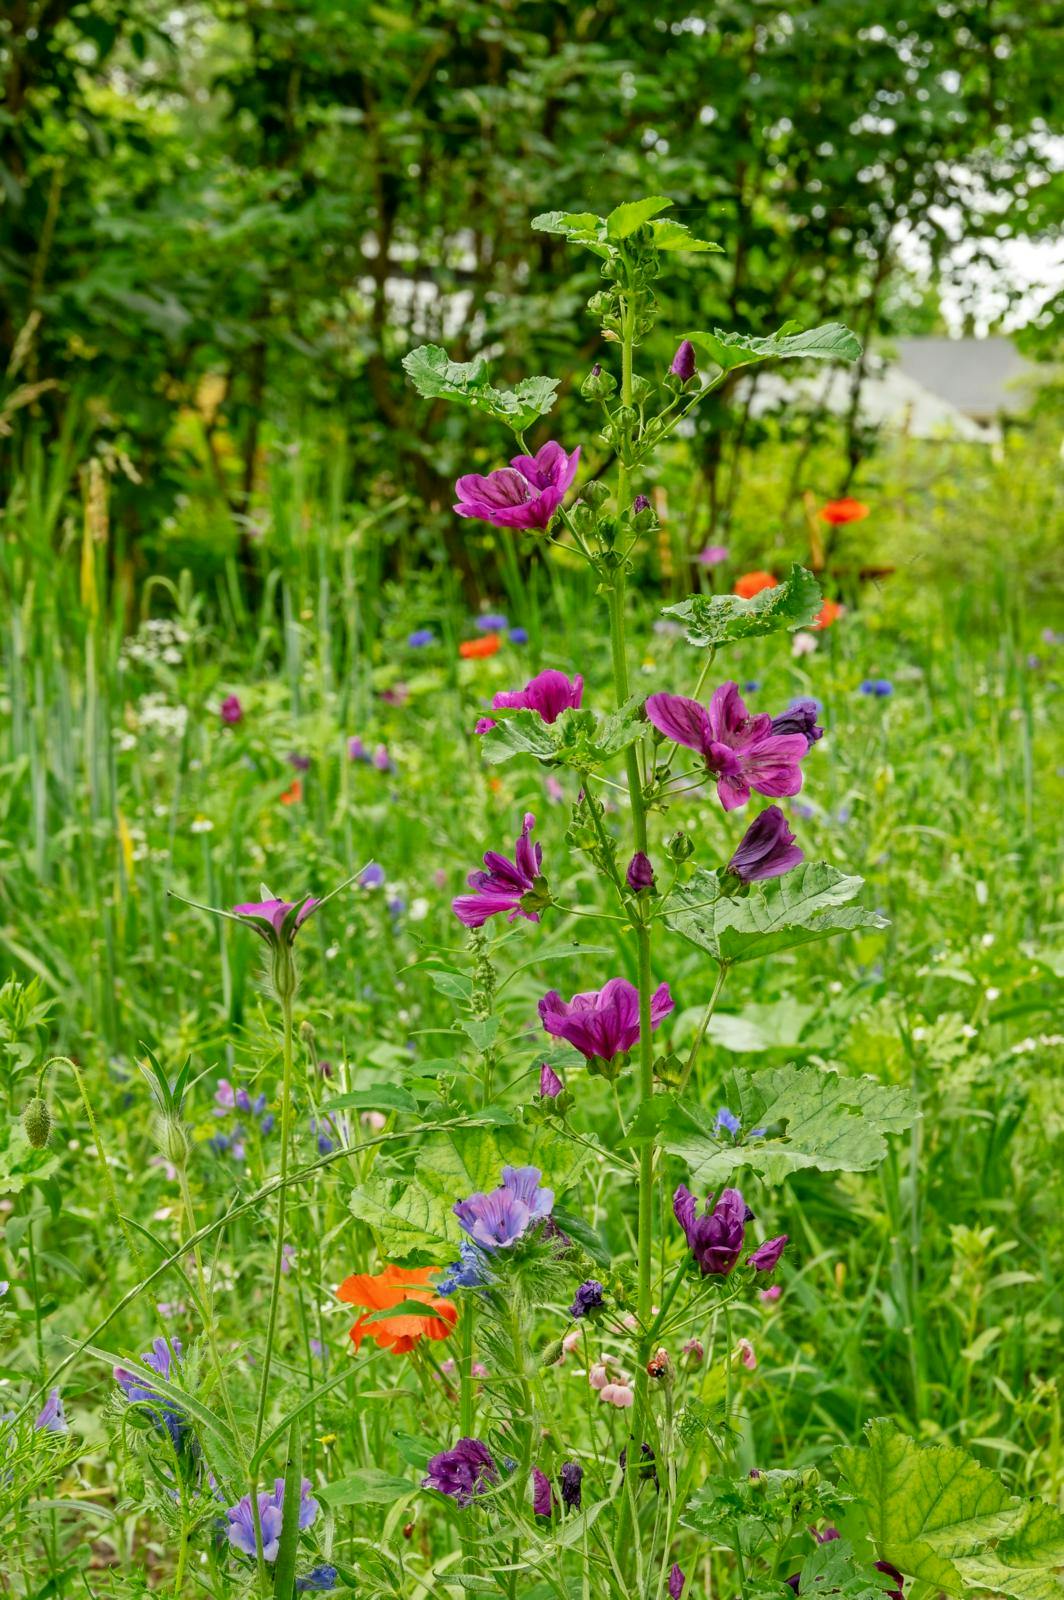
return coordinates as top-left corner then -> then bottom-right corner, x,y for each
820,499 -> 869,525
733,571 -> 778,600
337,1264 -> 457,1355
459,633 -> 502,660
280,778 -> 303,805
811,598 -> 843,630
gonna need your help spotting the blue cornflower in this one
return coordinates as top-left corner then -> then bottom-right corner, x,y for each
859,679 -> 893,697
476,613 -> 509,632
359,863 -> 385,889
408,628 -> 437,648
508,627 -> 529,644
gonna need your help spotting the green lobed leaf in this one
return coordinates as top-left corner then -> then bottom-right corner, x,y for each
663,564 -> 822,647
645,1065 -> 915,1186
954,1500 -> 1064,1600
480,703 -> 644,770
685,321 -> 862,373
402,344 -> 559,429
529,211 -> 610,258
798,1539 -> 899,1600
649,218 -> 724,253
835,1420 -> 1027,1595
606,195 -> 673,238
665,861 -> 888,964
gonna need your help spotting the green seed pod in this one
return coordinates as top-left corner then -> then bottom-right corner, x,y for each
539,1336 -> 566,1368
23,1096 -> 51,1149
164,1117 -> 189,1168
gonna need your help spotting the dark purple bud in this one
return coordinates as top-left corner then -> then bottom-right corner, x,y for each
727,806 -> 803,885
532,1467 -> 554,1518
674,1184 -> 748,1277
746,1234 -> 788,1272
770,697 -> 823,748
626,851 -> 656,893
815,1527 -> 842,1544
669,1564 -> 686,1600
591,364 -> 601,376
560,1460 -> 583,1509
569,1279 -> 604,1319
632,494 -> 651,514
875,1562 -> 905,1600
539,1062 -> 563,1099
669,339 -> 697,382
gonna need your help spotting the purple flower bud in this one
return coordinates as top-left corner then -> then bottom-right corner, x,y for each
815,1527 -> 842,1544
669,1564 -> 686,1600
591,364 -> 601,376
539,1062 -> 563,1099
220,694 -> 243,725
770,697 -> 824,747
626,851 -> 656,893
532,1467 -> 554,1517
727,806 -> 803,884
632,494 -> 651,514
560,1460 -> 583,1509
569,1279 -> 604,1319
746,1234 -> 788,1272
669,339 -> 697,382
674,1184 -> 749,1277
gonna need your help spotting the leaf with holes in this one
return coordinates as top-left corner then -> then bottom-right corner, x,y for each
402,345 -> 559,430
666,862 -> 888,964
686,322 -> 862,373
664,564 -> 822,648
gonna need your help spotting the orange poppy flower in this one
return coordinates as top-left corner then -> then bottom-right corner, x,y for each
337,1264 -> 457,1355
733,571 -> 778,599
459,633 -> 501,660
280,778 -> 303,805
820,498 -> 869,524
811,597 -> 843,630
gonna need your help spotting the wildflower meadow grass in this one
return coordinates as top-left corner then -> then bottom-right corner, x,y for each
0,197 -> 1061,1600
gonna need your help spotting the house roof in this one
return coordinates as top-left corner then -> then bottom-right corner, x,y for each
892,337 -> 1041,419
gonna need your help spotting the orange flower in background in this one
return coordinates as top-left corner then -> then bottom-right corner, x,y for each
338,1264 -> 457,1355
820,498 -> 869,525
279,778 -> 303,805
733,571 -> 778,599
812,598 -> 843,631
459,633 -> 501,660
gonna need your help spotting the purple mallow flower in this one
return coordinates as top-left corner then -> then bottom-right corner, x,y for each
560,1461 -> 583,1509
232,896 -> 320,943
454,1165 -> 554,1251
539,1062 -> 564,1099
422,1437 -> 498,1505
570,1280 -> 604,1319
626,852 -> 656,893
645,681 -> 810,811
538,978 -> 673,1066
454,442 -> 580,531
670,340 -> 697,382
697,544 -> 729,566
674,1185 -> 752,1277
114,1337 -> 186,1445
225,1477 -> 318,1562
770,697 -> 824,747
669,1564 -> 687,1600
487,668 -> 584,726
532,1467 -> 554,1517
727,806 -> 804,884
34,1389 -> 67,1434
220,694 -> 243,725
452,813 -> 545,928
747,1235 -> 788,1272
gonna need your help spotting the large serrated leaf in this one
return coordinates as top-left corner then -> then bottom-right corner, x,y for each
480,704 -> 644,770
606,196 -> 673,238
954,1501 -> 1064,1600
649,218 -> 724,253
686,321 -> 862,373
348,1175 -> 460,1255
402,344 -> 559,430
651,1066 -> 915,1186
836,1420 -> 1026,1595
530,210 -> 610,258
666,861 -> 888,964
479,710 -> 559,765
664,564 -> 822,647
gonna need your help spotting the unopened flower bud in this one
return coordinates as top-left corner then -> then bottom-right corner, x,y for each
630,374 -> 653,405
23,1096 -> 51,1149
581,364 -> 616,400
582,479 -> 610,509
669,339 -> 697,383
539,1336 -> 566,1368
681,1338 -> 704,1368
665,830 -> 694,863
626,851 -> 656,893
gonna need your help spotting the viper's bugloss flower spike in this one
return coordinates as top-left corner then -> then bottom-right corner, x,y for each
454,442 -> 580,531
727,806 -> 804,884
669,339 -> 697,382
114,1337 -> 188,1446
453,1165 -> 554,1251
645,681 -> 810,811
538,978 -> 673,1068
452,813 -> 546,928
422,1438 -> 498,1505
225,1478 -> 318,1561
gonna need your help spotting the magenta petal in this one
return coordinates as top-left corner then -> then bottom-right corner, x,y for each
644,693 -> 713,755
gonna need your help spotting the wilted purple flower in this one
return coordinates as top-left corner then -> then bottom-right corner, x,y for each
619,1440 -> 658,1490
626,852 -> 656,893
697,544 -> 729,566
569,1280 -> 604,1319
232,896 -> 320,944
296,1567 -> 338,1593
770,698 -> 824,747
454,1166 -> 554,1251
860,679 -> 893,698
727,806 -> 804,884
114,1337 -> 187,1445
632,494 -> 651,514
674,1185 -> 752,1277
226,1477 -> 318,1561
477,613 -> 509,632
670,340 -> 697,382
681,1338 -> 704,1367
539,1062 -> 564,1099
560,1460 -> 583,1509
34,1389 -> 67,1434
408,628 -> 436,648
645,682 -> 810,811
747,1235 -> 788,1272
490,669 -> 584,724
220,694 -> 243,725
538,979 -> 673,1066
452,813 -> 545,928
669,1563 -> 686,1599
455,442 -> 580,531
422,1437 -> 498,1505
532,1467 -> 554,1517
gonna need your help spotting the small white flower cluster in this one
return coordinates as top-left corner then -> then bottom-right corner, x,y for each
119,618 -> 190,671
134,693 -> 189,741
